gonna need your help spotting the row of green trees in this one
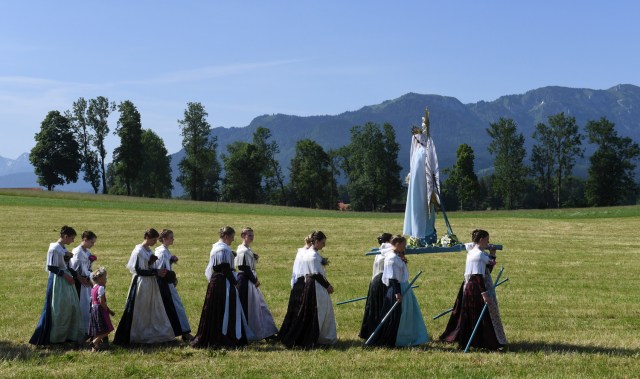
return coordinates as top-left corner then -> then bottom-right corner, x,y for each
176,103 -> 403,210
444,114 -> 640,209
30,97 -> 174,197
30,99 -> 639,210
29,100 -> 403,210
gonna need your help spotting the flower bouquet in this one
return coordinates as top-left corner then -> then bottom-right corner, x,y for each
437,233 -> 460,247
408,236 -> 429,248
170,255 -> 179,264
321,256 -> 330,266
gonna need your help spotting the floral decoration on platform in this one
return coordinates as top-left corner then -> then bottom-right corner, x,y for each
437,233 -> 460,247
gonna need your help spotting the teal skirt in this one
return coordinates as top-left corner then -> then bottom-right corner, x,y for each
395,282 -> 429,347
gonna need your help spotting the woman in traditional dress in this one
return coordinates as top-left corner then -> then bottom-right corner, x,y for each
367,235 -> 428,347
278,234 -> 312,339
359,232 -> 393,340
155,229 -> 193,341
403,111 -> 439,247
191,226 -> 248,348
235,227 -> 278,341
113,228 -> 176,345
439,229 -> 507,350
30,226 -> 85,346
70,231 -> 97,337
280,231 -> 337,348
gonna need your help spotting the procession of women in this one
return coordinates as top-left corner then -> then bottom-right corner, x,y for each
29,108 -> 507,353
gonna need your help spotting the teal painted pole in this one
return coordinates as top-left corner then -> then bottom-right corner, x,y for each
432,278 -> 509,320
463,266 -> 505,353
364,271 -> 423,346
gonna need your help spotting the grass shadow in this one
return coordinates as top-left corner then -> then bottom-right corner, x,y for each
506,340 -> 640,356
0,340 -> 94,361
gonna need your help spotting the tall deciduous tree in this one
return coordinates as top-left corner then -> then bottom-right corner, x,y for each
338,122 -> 402,211
87,96 -> 115,194
221,142 -> 264,203
29,111 -> 81,191
289,139 -> 337,209
106,129 -> 173,198
136,129 -> 173,198
69,97 -> 101,193
487,117 -> 527,209
585,117 -> 640,206
443,143 -> 480,210
112,100 -> 143,196
253,127 -> 287,205
531,112 -> 584,208
177,102 -> 221,201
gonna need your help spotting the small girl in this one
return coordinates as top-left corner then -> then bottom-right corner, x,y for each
88,267 -> 115,351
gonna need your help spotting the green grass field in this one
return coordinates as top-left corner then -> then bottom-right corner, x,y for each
1,189 -> 639,378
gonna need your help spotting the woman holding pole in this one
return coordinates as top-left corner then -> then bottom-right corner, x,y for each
358,232 -> 393,340
367,235 -> 428,347
439,229 -> 507,350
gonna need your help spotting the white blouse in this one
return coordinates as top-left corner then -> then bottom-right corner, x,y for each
299,248 -> 327,278
464,245 -> 492,278
154,244 -> 174,271
205,241 -> 234,281
372,243 -> 393,278
290,247 -> 308,287
235,244 -> 258,277
126,244 -> 154,275
70,245 -> 92,277
46,242 -> 68,272
381,252 -> 408,286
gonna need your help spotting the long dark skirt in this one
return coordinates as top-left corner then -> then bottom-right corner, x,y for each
439,275 -> 501,350
237,272 -> 251,323
29,273 -> 54,345
279,276 -> 320,348
278,276 -> 305,340
358,273 -> 386,340
113,276 -> 138,346
365,284 -> 401,347
157,277 -> 183,337
190,273 -> 247,349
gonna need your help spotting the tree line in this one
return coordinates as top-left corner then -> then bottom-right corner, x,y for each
443,114 -> 640,209
30,99 -> 639,210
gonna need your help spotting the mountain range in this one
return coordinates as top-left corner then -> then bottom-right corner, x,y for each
2,84 -> 639,196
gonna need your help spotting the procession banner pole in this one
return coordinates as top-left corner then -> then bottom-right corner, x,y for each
432,278 -> 509,320
365,244 -> 503,256
364,271 -> 423,346
463,266 -> 505,353
336,285 -> 419,305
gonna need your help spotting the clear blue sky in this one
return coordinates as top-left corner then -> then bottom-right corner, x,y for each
1,1 -> 639,160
